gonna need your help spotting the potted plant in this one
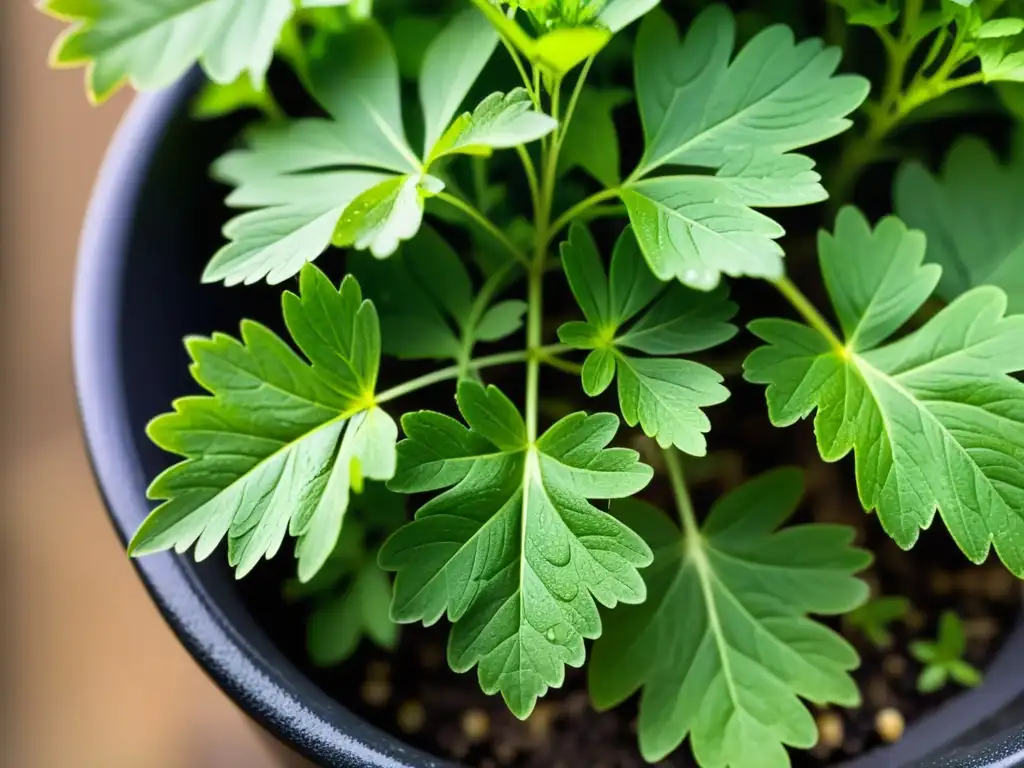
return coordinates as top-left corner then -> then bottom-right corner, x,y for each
56,0 -> 1024,765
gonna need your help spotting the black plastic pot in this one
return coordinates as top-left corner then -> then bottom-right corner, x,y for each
74,75 -> 1024,768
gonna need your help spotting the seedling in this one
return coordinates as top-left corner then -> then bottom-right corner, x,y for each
44,0 -> 1024,765
910,612 -> 983,694
846,596 -> 912,650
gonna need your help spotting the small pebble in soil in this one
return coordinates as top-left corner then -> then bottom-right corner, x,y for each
964,617 -> 999,643
930,570 -> 954,596
875,708 -> 906,743
527,701 -> 558,742
366,660 -> 390,682
494,740 -> 518,765
396,699 -> 426,734
461,707 -> 491,743
360,679 -> 391,708
417,643 -> 444,671
816,711 -> 845,752
883,654 -> 908,678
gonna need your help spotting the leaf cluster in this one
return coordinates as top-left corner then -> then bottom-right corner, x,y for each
909,611 -> 983,693
44,0 -> 1024,766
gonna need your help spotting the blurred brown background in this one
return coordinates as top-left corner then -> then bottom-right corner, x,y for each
1,4 -> 279,767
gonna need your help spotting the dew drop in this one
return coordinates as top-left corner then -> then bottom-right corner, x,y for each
545,627 -> 557,642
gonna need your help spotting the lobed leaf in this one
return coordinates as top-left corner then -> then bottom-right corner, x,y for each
589,470 -> 869,765
744,207 -> 1024,575
131,266 -> 397,582
558,225 -> 736,455
43,0 -> 315,102
379,381 -> 654,718
205,11 -> 553,283
616,5 -> 868,290
895,136 -> 1024,312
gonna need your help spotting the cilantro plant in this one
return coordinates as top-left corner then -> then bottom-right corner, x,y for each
48,0 -> 1024,765
910,611 -> 983,693
845,595 -> 912,649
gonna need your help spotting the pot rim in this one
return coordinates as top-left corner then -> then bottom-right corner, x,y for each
72,74 -> 1024,768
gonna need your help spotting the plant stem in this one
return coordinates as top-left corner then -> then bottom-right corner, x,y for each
829,11 -> 983,210
458,261 -> 521,379
376,345 -> 570,406
526,69 -> 564,444
517,145 -> 542,221
436,192 -> 530,267
771,277 -> 846,353
664,448 -> 700,541
547,188 -> 621,245
557,56 -> 595,148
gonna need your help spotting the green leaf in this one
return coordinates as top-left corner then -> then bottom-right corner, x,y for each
977,18 -> 1024,38
937,610 -> 966,656
470,0 -> 659,76
744,207 -> 1024,575
620,178 -> 787,289
307,560 -> 398,665
597,0 -> 661,32
476,301 -> 530,341
949,659 -> 983,687
130,266 -> 397,582
418,8 -> 500,155
203,21 -> 427,284
619,5 -> 868,289
349,226 -> 523,361
558,87 -> 632,187
895,137 -> 1024,312
974,31 -> 1024,82
917,664 -> 949,693
332,174 -> 445,259
428,90 -> 558,164
558,225 -> 736,455
589,469 -> 869,765
826,0 -> 899,28
845,596 -> 910,648
379,381 -> 654,718
204,169 -> 391,286
190,73 -> 278,121
43,0 -> 322,102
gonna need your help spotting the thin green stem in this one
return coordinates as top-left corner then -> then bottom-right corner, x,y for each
556,56 -> 594,147
502,37 -> 538,107
436,192 -> 530,267
376,345 -> 569,406
664,448 -> 699,540
945,70 -> 986,90
539,352 -> 582,376
525,265 -> 544,443
472,157 -> 490,211
771,277 -> 845,353
516,145 -> 542,221
547,188 -> 621,245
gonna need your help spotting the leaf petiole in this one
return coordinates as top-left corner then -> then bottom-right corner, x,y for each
435,192 -> 530,267
771,276 -> 846,353
376,345 -> 570,406
547,187 -> 621,245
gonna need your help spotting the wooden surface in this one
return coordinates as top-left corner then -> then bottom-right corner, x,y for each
1,4 -> 279,767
